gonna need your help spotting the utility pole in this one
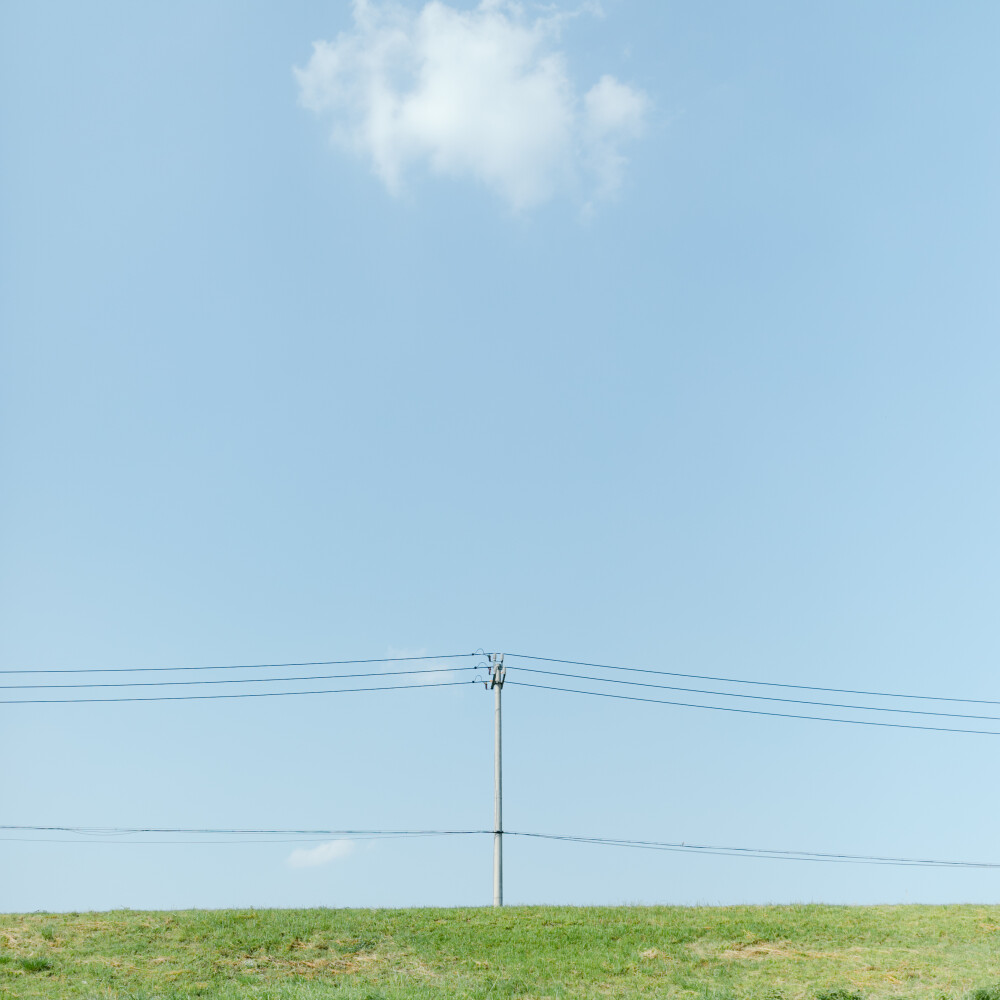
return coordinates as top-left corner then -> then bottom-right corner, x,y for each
485,653 -> 506,907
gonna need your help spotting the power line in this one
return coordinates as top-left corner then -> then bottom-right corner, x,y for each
506,833 -> 1000,869
0,827 -> 488,845
0,679 -> 476,706
0,826 -> 483,835
0,653 -> 481,676
1,833 -> 484,845
507,653 -> 1000,706
0,666 -> 474,691
12,648 -> 998,707
516,667 -> 1000,723
2,824 -> 995,869
511,681 -> 1000,736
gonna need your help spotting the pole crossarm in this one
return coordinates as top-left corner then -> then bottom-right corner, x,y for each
485,654 -> 506,690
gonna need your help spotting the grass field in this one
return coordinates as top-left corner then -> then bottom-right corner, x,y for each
2,905 -> 1000,1000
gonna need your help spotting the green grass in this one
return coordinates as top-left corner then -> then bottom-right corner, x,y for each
1,905 -> 999,999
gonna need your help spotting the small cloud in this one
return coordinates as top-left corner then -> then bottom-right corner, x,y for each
386,646 -> 470,686
583,74 -> 650,200
295,0 -> 649,212
286,840 -> 354,869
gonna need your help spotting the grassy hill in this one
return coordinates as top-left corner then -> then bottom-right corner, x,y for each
2,905 -> 999,1000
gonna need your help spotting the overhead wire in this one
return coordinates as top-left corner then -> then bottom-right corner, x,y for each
2,825 -> 996,869
507,653 -> 1000,706
0,653 -> 481,676
0,666 -> 475,691
0,828 -> 488,845
505,833 -> 1000,869
7,650 -> 997,709
511,681 -> 1000,736
515,667 -> 1000,722
0,679 -> 476,705
0,826 -> 483,835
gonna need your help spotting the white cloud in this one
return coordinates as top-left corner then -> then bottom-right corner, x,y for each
583,74 -> 648,199
385,646 -> 472,686
286,840 -> 355,868
295,0 -> 649,211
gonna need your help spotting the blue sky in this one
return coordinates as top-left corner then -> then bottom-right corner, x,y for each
1,0 -> 999,911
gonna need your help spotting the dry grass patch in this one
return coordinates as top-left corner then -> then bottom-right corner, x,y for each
720,941 -> 803,960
